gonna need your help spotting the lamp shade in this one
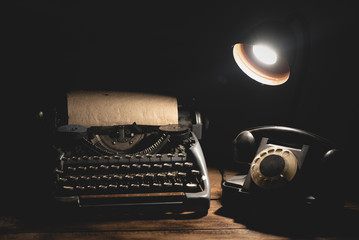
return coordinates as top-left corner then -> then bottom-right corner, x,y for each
233,43 -> 290,86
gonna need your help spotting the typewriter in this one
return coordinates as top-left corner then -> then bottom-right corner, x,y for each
51,92 -> 210,214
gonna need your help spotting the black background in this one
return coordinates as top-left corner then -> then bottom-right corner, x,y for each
5,0 -> 358,210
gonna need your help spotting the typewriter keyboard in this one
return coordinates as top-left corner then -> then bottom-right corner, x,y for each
55,153 -> 204,196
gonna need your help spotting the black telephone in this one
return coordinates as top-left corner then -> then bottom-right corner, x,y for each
222,126 -> 345,210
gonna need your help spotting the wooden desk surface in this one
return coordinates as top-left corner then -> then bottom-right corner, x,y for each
1,167 -> 358,240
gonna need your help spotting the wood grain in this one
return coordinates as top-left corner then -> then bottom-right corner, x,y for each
2,229 -> 288,240
1,167 -> 358,240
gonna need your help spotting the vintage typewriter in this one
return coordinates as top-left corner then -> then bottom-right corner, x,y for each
51,92 -> 210,214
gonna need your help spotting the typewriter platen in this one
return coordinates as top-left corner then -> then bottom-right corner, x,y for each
52,105 -> 210,214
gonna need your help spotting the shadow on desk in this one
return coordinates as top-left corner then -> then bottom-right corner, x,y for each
0,205 -> 208,235
215,201 -> 359,238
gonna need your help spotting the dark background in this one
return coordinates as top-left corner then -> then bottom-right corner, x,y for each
5,0 -> 358,210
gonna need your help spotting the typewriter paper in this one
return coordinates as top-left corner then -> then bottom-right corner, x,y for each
67,91 -> 178,127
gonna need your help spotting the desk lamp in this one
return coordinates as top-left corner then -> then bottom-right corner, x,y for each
233,43 -> 290,86
231,19 -> 299,86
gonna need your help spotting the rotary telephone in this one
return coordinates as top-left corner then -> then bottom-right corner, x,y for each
222,126 -> 345,210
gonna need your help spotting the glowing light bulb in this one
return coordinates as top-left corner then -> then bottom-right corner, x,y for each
233,43 -> 290,85
253,45 -> 277,65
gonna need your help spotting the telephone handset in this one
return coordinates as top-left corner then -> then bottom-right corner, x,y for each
222,126 -> 344,209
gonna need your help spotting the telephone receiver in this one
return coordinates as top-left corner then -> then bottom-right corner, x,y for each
222,126 -> 345,209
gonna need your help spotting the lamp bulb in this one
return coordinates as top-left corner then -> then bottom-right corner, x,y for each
253,45 -> 277,65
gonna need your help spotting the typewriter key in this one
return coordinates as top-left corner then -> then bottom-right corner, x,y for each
67,166 -> 76,172
119,184 -> 129,189
80,176 -> 90,181
157,173 -> 166,179
108,184 -> 118,189
184,162 -> 193,168
174,182 -> 184,187
153,182 -> 162,188
178,153 -> 186,161
167,172 -> 176,178
153,163 -> 162,169
167,153 -> 174,161
89,166 -> 98,171
163,163 -> 172,169
145,173 -> 155,180
163,182 -> 173,187
121,164 -> 130,169
125,174 -> 134,180
78,166 -> 87,171
110,164 -> 120,170
186,183 -> 197,189
58,177 -> 68,183
91,175 -> 101,181
102,175 -> 112,180
100,164 -> 109,170
130,183 -> 140,188
62,186 -> 74,191
131,164 -> 141,170
87,185 -> 96,190
135,173 -> 145,180
75,186 -> 85,191
69,176 -> 79,181
142,163 -> 151,169
174,162 -> 184,168
113,174 -> 123,180
141,183 -> 150,188
178,172 -> 187,178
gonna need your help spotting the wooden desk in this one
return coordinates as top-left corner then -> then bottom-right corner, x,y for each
1,167 -> 358,240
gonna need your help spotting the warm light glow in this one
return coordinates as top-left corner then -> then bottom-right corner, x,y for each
253,45 -> 277,65
232,43 -> 290,86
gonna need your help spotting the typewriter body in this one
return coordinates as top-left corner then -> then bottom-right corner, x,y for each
51,93 -> 210,214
